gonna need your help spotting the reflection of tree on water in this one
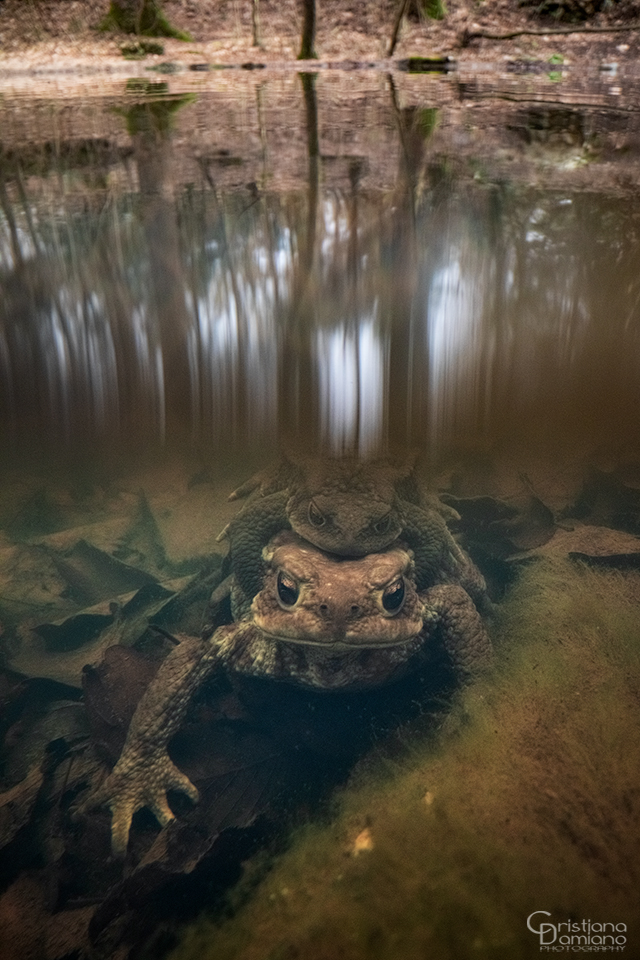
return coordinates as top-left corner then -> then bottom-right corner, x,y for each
313,86 -> 437,457
0,85 -> 197,450
276,72 -> 320,450
385,79 -> 437,451
192,152 -> 281,449
423,187 -> 640,451
0,140 -> 127,446
120,85 -> 197,438
2,90 -> 640,459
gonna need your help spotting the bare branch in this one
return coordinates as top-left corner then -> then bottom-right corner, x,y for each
461,23 -> 640,47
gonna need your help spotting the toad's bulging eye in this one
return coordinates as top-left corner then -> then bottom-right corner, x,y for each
277,570 -> 300,608
308,500 -> 326,527
374,513 -> 391,535
382,577 -> 406,615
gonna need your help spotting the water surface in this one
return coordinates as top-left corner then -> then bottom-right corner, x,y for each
2,71 -> 640,464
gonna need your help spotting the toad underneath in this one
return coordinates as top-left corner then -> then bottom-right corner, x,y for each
82,532 -> 491,858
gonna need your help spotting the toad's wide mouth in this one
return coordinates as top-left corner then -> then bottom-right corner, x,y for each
256,628 -> 423,651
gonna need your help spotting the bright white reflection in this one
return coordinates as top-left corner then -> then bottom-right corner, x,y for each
427,245 -> 493,445
36,289 -> 121,439
192,259 -> 278,441
316,316 -> 384,456
5,183 -> 626,451
130,304 -> 165,440
321,200 -> 350,257
0,216 -> 38,271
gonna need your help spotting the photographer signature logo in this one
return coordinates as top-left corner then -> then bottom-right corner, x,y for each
527,912 -> 627,952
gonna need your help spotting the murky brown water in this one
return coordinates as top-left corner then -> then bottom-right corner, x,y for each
1,69 -> 640,960
2,72 -> 640,466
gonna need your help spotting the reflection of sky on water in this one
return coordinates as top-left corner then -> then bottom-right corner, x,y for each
131,304 -> 165,440
188,259 -> 278,443
426,230 -> 494,445
0,224 -> 37,270
1,279 -> 122,439
2,185 -> 640,452
0,189 -> 480,452
428,256 -> 476,443
316,315 -> 384,457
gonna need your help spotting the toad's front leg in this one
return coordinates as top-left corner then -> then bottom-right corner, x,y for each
422,584 -> 492,678
80,625 -> 239,859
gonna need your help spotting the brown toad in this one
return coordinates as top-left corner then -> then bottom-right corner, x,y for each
82,532 -> 491,858
220,455 -> 487,607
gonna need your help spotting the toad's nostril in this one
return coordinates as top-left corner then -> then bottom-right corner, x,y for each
350,604 -> 360,617
319,603 -> 330,618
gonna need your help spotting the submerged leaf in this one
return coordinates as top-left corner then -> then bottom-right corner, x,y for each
568,466 -> 640,534
114,492 -> 168,575
137,721 -> 292,873
86,718 -> 295,953
4,489 -> 67,539
9,581 -> 181,687
0,764 -> 43,849
50,539 -> 158,607
0,543 -> 72,629
526,523 -> 640,563
440,494 -> 516,526
3,699 -> 88,785
490,492 -> 556,551
82,645 -> 162,762
0,872 -> 95,960
153,561 -> 224,635
35,613 -> 116,653
569,551 -> 640,570
442,492 -> 555,557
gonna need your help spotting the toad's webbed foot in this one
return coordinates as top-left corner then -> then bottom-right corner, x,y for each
78,633 -> 225,858
81,750 -> 199,859
422,583 -> 492,678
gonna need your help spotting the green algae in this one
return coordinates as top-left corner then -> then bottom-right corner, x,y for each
170,557 -> 640,960
101,1 -> 192,40
423,0 -> 447,19
121,40 -> 165,59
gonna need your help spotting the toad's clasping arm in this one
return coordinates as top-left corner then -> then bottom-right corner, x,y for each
79,628 -> 236,859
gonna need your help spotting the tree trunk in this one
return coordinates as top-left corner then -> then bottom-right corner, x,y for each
389,0 -> 409,56
252,0 -> 263,47
298,0 -> 317,59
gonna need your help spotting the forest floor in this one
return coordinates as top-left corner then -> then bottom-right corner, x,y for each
1,0 -> 640,79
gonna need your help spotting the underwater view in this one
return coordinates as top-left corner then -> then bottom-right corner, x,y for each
1,63 -> 640,960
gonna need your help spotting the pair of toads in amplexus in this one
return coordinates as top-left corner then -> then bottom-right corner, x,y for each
82,454 -> 493,858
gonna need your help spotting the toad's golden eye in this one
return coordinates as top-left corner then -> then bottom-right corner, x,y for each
308,500 -> 326,527
277,570 -> 300,608
381,577 -> 405,615
373,513 -> 391,535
